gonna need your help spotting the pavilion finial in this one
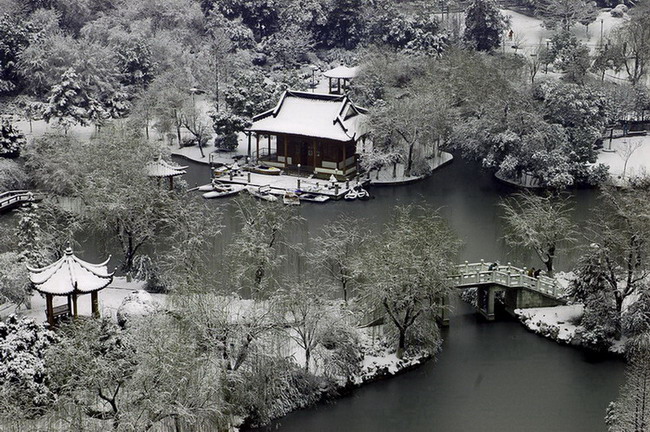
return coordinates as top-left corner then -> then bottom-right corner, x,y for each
64,241 -> 73,255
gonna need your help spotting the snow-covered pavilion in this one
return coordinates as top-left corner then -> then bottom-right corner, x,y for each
28,248 -> 114,327
248,90 -> 367,178
323,65 -> 358,95
146,158 -> 187,190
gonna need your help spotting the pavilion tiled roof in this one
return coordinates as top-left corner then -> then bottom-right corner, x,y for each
249,90 -> 367,142
28,248 -> 114,296
323,65 -> 359,80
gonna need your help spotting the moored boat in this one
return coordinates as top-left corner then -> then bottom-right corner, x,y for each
344,189 -> 358,200
246,185 -> 278,202
299,193 -> 330,203
283,190 -> 301,206
246,164 -> 282,175
202,183 -> 242,199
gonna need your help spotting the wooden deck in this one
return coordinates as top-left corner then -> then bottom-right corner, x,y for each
212,171 -> 371,200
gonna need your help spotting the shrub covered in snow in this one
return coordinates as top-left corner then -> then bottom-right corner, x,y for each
233,356 -> 330,427
116,290 -> 158,327
0,159 -> 29,191
0,315 -> 57,419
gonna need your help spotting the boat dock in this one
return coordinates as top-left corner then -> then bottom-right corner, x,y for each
202,171 -> 371,200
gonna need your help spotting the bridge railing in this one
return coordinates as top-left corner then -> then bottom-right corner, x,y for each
0,190 -> 43,212
450,261 -> 566,299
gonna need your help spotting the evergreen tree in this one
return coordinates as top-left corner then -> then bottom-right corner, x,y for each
42,68 -> 91,133
463,0 -> 508,52
0,120 -> 26,158
315,0 -> 366,49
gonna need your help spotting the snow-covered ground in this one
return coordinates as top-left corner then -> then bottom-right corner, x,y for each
370,152 -> 454,185
501,8 -> 625,56
597,135 -> 650,186
516,304 -> 627,354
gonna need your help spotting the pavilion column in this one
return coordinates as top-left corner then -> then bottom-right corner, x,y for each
169,176 -> 173,191
284,136 -> 288,168
91,291 -> 99,318
67,295 -> 72,316
256,134 -> 260,162
313,139 -> 317,169
72,293 -> 78,319
46,294 -> 54,327
247,132 -> 252,159
342,143 -> 347,174
328,77 -> 332,94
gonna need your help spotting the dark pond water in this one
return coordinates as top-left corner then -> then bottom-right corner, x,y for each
174,154 -> 624,432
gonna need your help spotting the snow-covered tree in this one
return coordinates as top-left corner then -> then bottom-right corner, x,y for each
572,181 -> 650,337
310,217 -> 368,302
463,0 -> 508,52
0,315 -> 57,422
606,333 -> 650,432
609,8 -> 650,85
0,119 -> 26,158
42,68 -> 90,133
358,205 -> 460,358
369,86 -> 454,177
275,280 -> 345,373
226,195 -> 302,298
500,192 -> 577,274
537,0 -> 598,32
314,0 -> 366,49
211,108 -> 251,151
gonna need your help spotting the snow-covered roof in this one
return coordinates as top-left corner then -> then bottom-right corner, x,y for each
249,90 -> 367,142
323,66 -> 359,80
145,158 -> 187,178
28,248 -> 114,296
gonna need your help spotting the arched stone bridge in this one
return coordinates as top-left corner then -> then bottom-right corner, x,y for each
444,260 -> 568,323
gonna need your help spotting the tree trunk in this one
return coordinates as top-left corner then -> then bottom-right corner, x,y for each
406,143 -> 414,177
305,347 -> 311,372
397,330 -> 406,359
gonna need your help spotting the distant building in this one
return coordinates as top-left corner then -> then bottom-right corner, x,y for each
322,65 -> 359,94
248,90 -> 367,179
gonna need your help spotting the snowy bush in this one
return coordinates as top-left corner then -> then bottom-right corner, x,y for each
233,356 -> 328,426
117,290 -> 158,327
576,292 -> 619,351
0,159 -> 29,190
0,252 -> 32,308
0,315 -> 57,419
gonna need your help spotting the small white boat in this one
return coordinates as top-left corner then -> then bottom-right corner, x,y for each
198,183 -> 215,191
344,189 -> 358,200
246,185 -> 278,202
246,164 -> 282,175
356,187 -> 370,201
202,183 -> 242,199
283,190 -> 301,206
299,193 -> 330,203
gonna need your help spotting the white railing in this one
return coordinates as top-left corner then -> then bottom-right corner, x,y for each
449,260 -> 565,299
0,190 -> 42,212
